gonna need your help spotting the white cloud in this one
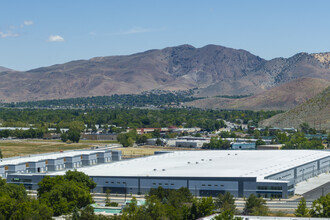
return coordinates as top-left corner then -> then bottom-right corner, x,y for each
23,20 -> 33,26
0,31 -> 19,38
20,20 -> 34,28
47,35 -> 64,42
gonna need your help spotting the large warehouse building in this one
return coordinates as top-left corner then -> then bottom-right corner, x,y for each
5,150 -> 330,199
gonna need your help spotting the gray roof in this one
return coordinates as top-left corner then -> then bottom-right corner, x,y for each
50,150 -> 330,181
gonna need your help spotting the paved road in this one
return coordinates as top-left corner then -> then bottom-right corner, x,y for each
92,196 -> 312,213
300,182 -> 330,201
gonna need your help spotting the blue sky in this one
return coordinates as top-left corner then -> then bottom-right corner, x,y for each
1,0 -> 330,71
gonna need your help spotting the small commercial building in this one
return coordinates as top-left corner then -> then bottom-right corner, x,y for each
81,133 -> 118,141
0,147 -> 119,177
257,144 -> 283,150
231,142 -> 256,150
175,140 -> 208,148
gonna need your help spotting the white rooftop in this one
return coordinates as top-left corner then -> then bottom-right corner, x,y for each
51,150 -> 330,181
0,149 -> 109,166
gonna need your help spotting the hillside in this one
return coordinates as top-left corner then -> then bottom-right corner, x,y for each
260,86 -> 330,131
184,78 -> 330,110
0,66 -> 13,73
0,45 -> 330,102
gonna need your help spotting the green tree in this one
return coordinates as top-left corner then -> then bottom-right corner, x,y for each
118,129 -> 137,147
0,149 -> 2,159
60,132 -> 68,142
105,189 -> 111,207
253,130 -> 261,139
80,205 -> 96,220
55,125 -> 61,134
67,129 -> 81,143
300,123 -> 310,133
37,170 -> 95,216
282,132 -> 323,149
215,192 -> 236,214
295,197 -> 309,217
69,121 -> 85,132
243,194 -> 268,216
64,170 -> 97,190
155,138 -> 162,146
152,129 -> 161,138
214,209 -> 243,220
197,197 -> 215,217
144,195 -> 167,219
136,133 -> 152,145
256,138 -> 266,146
309,194 -> 329,218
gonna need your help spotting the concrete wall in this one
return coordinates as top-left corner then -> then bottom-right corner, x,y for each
7,163 -> 27,174
65,156 -> 82,168
27,161 -> 47,173
90,176 -> 260,198
82,153 -> 98,166
47,158 -> 66,171
97,151 -> 112,163
0,166 -> 5,178
112,151 -> 122,161
266,156 -> 330,185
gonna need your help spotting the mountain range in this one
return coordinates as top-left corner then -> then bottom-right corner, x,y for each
184,78 -> 330,110
0,44 -> 330,102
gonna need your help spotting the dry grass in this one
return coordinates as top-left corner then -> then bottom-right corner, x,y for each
0,139 -> 106,158
118,146 -> 201,158
0,140 -> 198,159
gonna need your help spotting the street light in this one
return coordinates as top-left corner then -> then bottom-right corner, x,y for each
124,182 -> 127,202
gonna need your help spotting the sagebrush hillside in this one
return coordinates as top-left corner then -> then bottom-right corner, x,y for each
184,78 -> 330,110
260,86 -> 330,131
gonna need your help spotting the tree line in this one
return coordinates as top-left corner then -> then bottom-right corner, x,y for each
1,91 -> 200,108
0,108 -> 280,131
